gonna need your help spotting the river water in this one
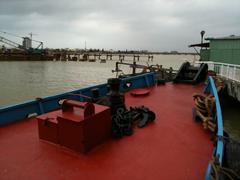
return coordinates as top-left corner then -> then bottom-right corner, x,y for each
0,55 -> 195,106
0,54 -> 239,140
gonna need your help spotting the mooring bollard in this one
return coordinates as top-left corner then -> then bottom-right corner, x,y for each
119,55 -> 125,62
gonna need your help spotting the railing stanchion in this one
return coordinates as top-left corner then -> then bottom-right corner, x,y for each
233,66 -> 236,81
220,64 -> 223,76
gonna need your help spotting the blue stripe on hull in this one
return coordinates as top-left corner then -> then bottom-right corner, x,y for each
0,73 -> 155,126
204,76 -> 224,180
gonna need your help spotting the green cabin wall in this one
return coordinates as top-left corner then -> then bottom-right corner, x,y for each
209,39 -> 240,65
200,49 -> 210,61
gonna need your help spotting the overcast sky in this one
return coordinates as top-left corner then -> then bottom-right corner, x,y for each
0,0 -> 240,51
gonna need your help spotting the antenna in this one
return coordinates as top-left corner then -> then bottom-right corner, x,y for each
0,31 -> 43,50
28,32 -> 43,49
29,32 -> 38,41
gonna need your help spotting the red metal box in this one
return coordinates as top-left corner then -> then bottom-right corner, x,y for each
37,100 -> 111,153
37,111 -> 60,144
57,100 -> 111,153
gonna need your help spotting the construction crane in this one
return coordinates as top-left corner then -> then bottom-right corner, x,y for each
0,35 -> 23,49
0,30 -> 44,50
29,32 -> 37,40
32,39 -> 43,49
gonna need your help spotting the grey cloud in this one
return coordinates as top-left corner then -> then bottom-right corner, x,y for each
0,0 -> 240,51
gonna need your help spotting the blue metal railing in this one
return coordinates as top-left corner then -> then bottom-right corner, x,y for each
204,76 -> 224,180
0,73 -> 155,126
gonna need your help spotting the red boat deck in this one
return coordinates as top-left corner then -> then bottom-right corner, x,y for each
0,83 -> 213,180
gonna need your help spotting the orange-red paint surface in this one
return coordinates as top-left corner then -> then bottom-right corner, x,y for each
0,83 -> 213,180
37,103 -> 112,153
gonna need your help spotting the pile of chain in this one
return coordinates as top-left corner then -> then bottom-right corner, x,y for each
193,93 -> 216,132
112,106 -> 156,138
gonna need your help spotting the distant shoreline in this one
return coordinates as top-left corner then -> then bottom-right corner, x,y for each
0,52 -> 198,62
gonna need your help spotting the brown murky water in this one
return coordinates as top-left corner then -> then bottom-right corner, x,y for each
0,54 -> 195,106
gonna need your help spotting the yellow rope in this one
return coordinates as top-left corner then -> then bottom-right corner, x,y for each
193,93 -> 216,132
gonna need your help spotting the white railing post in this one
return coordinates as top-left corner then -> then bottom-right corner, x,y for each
209,62 -> 214,71
233,66 -> 236,81
227,65 -> 230,80
220,64 -> 223,76
215,64 -> 219,74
